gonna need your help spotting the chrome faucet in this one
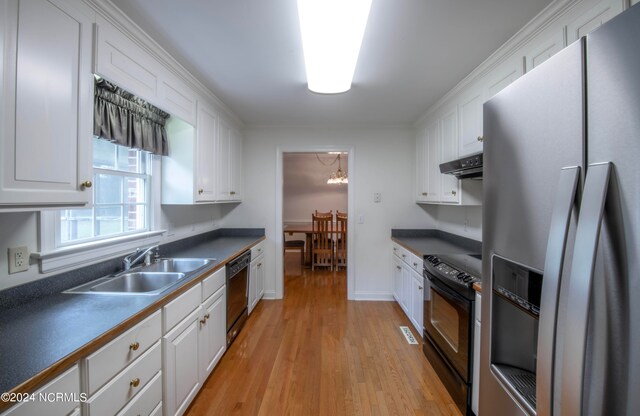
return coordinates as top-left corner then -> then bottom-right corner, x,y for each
123,245 -> 159,271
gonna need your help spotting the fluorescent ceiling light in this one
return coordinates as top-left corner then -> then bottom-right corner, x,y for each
297,0 -> 373,94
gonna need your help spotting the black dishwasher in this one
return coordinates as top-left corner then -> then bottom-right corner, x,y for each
226,251 -> 251,346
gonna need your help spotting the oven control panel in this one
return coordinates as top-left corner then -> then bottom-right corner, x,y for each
424,255 -> 480,287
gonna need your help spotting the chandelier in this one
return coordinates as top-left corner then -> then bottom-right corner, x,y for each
316,153 -> 348,184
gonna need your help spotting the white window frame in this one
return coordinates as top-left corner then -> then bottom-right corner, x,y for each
36,154 -> 165,274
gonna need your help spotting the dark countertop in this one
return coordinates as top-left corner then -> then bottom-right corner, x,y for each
391,229 -> 481,257
0,232 -> 264,396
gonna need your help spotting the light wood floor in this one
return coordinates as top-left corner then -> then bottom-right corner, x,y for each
186,253 -> 460,416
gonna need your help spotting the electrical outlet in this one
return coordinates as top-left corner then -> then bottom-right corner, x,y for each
8,246 -> 29,274
374,192 -> 382,203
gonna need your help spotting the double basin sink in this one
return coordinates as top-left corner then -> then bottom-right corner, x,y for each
65,258 -> 216,296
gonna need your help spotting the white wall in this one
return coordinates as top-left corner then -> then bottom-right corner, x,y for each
283,153 -> 348,222
436,205 -> 482,241
220,125 -> 437,300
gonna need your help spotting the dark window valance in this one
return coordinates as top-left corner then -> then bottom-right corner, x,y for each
93,77 -> 170,156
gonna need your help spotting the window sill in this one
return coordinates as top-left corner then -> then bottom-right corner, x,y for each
32,230 -> 166,273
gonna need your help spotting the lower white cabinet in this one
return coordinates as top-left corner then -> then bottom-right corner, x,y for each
248,246 -> 266,314
163,274 -> 227,416
199,286 -> 226,383
472,292 -> 482,415
392,243 -> 424,335
1,365 -> 80,416
163,308 -> 202,416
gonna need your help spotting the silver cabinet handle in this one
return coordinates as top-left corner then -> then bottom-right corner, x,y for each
421,192 -> 428,196
451,190 -> 457,196
536,166 -> 580,416
477,136 -> 484,142
396,266 -> 401,270
560,162 -> 611,416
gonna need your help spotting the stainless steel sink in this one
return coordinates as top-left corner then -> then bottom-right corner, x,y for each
64,258 -> 216,295
142,258 -> 213,274
89,272 -> 185,294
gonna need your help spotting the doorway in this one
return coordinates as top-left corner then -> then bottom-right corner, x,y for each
275,146 -> 355,300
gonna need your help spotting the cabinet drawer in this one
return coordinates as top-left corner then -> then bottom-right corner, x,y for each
202,267 -> 225,302
163,284 -> 201,334
392,243 -> 402,258
408,252 -> 423,275
251,241 -> 265,259
475,293 -> 482,323
83,341 -> 161,416
84,311 -> 161,395
115,371 -> 162,416
2,365 -> 80,416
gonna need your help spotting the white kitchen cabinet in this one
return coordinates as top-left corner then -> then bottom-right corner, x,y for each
158,72 -> 197,126
163,307 -> 202,416
162,100 -> 219,204
409,270 -> 425,336
472,292 -> 482,415
199,286 -> 226,383
415,127 -> 429,202
425,120 -> 442,203
249,250 -> 265,314
458,86 -> 484,157
440,107 -> 460,204
523,29 -> 565,72
484,54 -> 524,102
392,255 -> 403,303
216,119 -> 243,202
163,275 -> 226,416
1,365 -> 80,416
566,0 -> 624,43
633,0 -> 639,6
195,103 -> 218,202
0,0 -> 94,207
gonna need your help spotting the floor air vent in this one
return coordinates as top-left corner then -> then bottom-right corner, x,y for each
400,326 -> 418,344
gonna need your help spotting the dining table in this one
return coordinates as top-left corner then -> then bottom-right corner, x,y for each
283,222 -> 338,267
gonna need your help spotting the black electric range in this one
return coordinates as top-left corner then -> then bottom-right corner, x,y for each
423,253 -> 482,300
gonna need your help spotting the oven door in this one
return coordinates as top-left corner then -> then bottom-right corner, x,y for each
423,271 -> 472,382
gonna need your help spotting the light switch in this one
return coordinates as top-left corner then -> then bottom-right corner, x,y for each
358,214 -> 365,224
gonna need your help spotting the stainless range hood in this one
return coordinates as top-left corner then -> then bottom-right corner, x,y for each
439,152 -> 483,179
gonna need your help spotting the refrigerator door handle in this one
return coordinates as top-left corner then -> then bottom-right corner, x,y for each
536,166 -> 580,416
560,162 -> 612,416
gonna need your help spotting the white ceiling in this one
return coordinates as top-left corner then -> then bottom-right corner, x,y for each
112,0 -> 553,126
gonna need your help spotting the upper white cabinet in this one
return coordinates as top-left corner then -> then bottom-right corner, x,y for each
0,0 -> 94,207
566,0 -> 624,43
484,55 -> 524,102
416,108 -> 481,206
440,107 -> 459,204
94,15 -> 197,126
195,103 -> 218,202
523,29 -> 565,72
216,119 -> 242,202
458,85 -> 484,157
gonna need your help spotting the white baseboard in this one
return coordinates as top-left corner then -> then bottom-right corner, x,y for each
262,290 -> 278,300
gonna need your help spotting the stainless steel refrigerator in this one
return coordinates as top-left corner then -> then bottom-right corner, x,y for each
480,4 -> 640,416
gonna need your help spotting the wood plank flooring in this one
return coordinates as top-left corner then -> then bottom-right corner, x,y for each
186,254 -> 460,416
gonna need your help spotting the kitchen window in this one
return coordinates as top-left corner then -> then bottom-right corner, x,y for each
56,137 -> 152,247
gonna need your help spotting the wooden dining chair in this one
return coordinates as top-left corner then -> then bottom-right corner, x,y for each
312,212 -> 333,270
335,211 -> 347,271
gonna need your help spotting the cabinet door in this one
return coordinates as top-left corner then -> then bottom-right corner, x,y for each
440,107 -> 460,203
458,87 -> 484,157
484,55 -> 524,101
199,286 -> 226,383
195,103 -> 217,202
410,271 -> 424,336
256,256 -> 265,301
401,265 -> 411,314
392,256 -> 403,303
248,258 -> 258,314
158,72 -> 197,126
229,128 -> 243,201
216,119 -> 231,201
415,128 -> 429,202
425,120 -> 441,203
566,0 -> 623,43
0,0 -> 93,206
163,308 -> 201,416
524,29 -> 565,72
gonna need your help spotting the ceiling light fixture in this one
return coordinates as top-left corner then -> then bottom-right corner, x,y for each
297,0 -> 373,94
